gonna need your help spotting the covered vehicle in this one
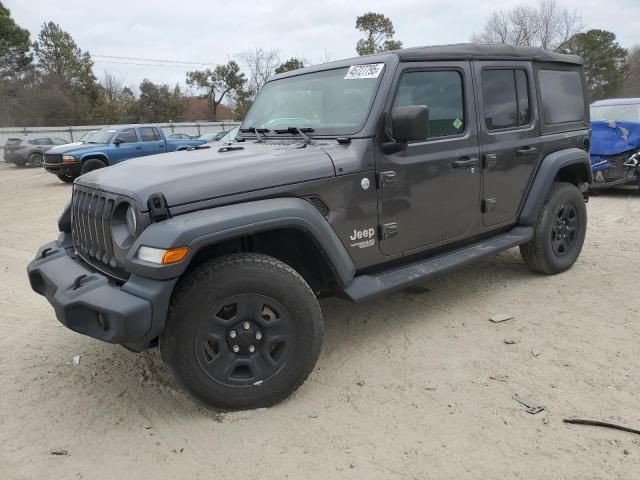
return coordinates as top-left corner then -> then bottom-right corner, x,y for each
590,98 -> 640,188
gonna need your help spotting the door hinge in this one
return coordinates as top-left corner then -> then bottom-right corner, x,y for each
380,222 -> 400,240
377,171 -> 396,188
482,198 -> 497,213
483,153 -> 498,169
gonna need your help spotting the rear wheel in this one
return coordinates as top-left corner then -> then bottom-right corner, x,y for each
161,253 -> 323,410
28,153 -> 43,167
80,158 -> 106,175
520,182 -> 587,274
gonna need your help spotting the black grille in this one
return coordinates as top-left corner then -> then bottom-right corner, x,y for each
71,186 -> 121,277
44,153 -> 62,164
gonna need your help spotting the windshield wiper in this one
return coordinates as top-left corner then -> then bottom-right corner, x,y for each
274,127 -> 314,145
240,127 -> 270,143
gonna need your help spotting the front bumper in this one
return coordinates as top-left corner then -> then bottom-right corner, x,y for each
27,235 -> 177,351
44,161 -> 81,177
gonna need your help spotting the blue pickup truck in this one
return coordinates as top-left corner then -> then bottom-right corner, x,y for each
43,125 -> 206,183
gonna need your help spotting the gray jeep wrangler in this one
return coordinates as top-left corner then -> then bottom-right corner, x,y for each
28,44 -> 592,410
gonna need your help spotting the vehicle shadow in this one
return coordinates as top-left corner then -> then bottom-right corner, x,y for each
42,249 -> 533,416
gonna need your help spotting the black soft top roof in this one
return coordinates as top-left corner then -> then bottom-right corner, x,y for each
395,43 -> 583,65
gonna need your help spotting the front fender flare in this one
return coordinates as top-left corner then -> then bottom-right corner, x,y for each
519,148 -> 591,226
125,197 -> 356,286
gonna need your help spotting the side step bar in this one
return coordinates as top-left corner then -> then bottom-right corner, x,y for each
343,226 -> 533,302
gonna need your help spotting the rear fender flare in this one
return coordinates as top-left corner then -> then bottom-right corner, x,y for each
519,148 -> 591,226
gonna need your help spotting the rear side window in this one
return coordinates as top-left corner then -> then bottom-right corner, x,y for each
6,138 -> 22,145
29,138 -> 51,145
392,70 -> 465,138
538,70 -> 585,124
118,128 -> 138,143
482,69 -> 530,130
139,127 -> 160,142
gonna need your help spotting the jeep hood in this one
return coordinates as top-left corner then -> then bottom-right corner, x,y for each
591,120 -> 640,156
47,143 -> 106,155
76,143 -> 336,210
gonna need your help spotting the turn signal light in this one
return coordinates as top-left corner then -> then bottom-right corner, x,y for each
136,246 -> 190,265
162,246 -> 190,265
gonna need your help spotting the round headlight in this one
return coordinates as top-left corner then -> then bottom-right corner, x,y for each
125,205 -> 137,236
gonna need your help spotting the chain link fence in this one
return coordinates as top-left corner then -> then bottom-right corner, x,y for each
0,121 -> 241,145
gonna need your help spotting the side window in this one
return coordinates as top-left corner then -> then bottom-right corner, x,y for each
139,127 -> 159,142
118,128 -> 138,143
538,70 -> 585,125
482,69 -> 530,130
392,70 -> 465,138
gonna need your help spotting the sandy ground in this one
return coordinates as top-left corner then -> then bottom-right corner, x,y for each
0,162 -> 639,480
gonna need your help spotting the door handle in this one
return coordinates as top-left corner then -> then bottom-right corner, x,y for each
516,146 -> 538,157
452,157 -> 479,168
136,146 -> 142,150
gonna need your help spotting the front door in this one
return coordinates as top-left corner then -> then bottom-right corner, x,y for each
377,61 -> 481,256
474,61 -> 542,226
109,128 -> 142,164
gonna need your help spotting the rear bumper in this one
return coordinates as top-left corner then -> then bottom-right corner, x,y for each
27,235 -> 177,351
4,153 -> 25,164
44,161 -> 81,177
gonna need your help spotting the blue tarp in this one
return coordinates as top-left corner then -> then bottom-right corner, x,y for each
591,120 -> 640,156
590,120 -> 640,172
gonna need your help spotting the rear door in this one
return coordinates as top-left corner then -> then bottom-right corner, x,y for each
139,127 -> 167,155
474,62 -> 541,226
377,61 -> 482,256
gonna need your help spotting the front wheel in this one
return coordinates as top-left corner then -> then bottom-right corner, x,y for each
56,172 -> 75,183
80,158 -> 106,175
161,253 -> 323,410
520,182 -> 587,274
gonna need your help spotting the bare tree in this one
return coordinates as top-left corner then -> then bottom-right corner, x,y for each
238,48 -> 280,95
473,0 -> 582,51
622,46 -> 640,97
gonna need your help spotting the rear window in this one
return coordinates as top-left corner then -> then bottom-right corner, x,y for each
29,138 -> 51,145
5,138 -> 22,145
482,69 -> 531,130
538,70 -> 585,125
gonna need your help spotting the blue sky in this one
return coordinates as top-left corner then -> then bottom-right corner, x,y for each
5,0 -> 639,93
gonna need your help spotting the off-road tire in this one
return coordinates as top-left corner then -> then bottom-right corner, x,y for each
520,182 -> 587,274
161,253 -> 323,410
80,158 -> 106,175
28,153 -> 43,167
56,172 -> 75,183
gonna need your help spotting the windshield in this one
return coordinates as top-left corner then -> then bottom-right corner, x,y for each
88,129 -> 117,144
242,65 -> 384,135
591,104 -> 640,122
219,126 -> 239,143
79,131 -> 96,142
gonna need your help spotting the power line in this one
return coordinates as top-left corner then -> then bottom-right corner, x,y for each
92,59 -> 205,68
92,54 -> 217,66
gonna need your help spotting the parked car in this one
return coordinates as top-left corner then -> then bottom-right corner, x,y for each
3,136 -> 68,167
199,130 -> 230,142
28,44 -> 592,410
42,125 -> 207,183
589,98 -> 640,188
167,133 -> 196,140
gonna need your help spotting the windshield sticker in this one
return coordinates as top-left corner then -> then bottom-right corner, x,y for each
345,63 -> 384,80
453,118 -> 463,130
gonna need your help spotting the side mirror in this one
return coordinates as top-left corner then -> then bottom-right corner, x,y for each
392,105 -> 429,143
113,137 -> 125,145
